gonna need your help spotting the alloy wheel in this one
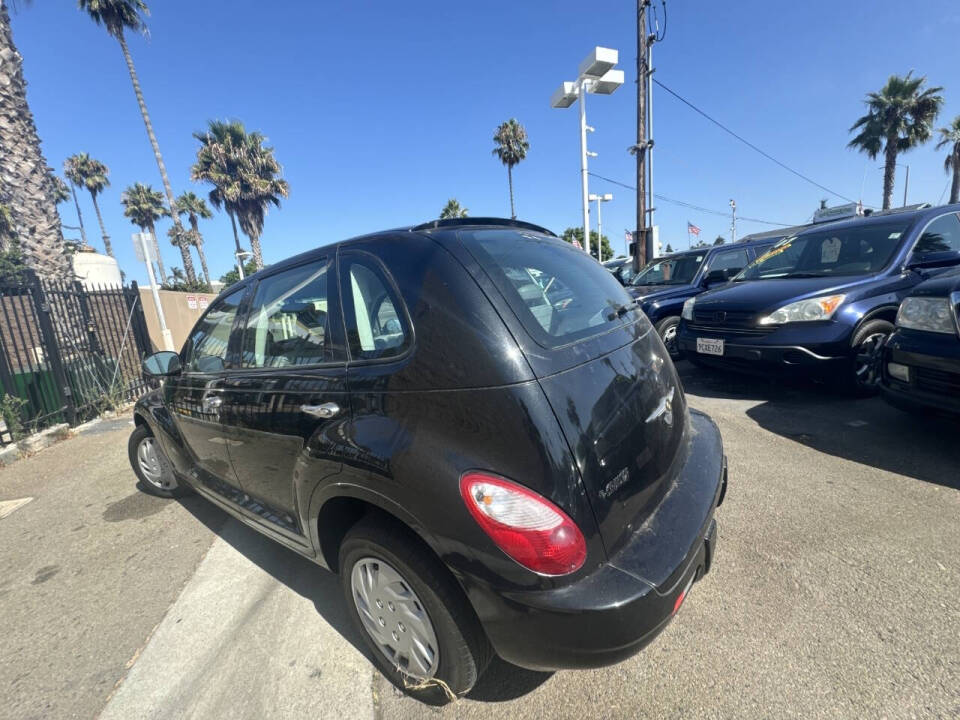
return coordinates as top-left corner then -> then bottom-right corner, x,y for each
350,557 -> 440,679
853,331 -> 888,388
662,323 -> 679,358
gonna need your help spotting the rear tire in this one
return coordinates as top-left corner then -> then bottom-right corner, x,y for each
846,319 -> 894,396
339,516 -> 491,704
128,425 -> 190,498
655,316 -> 683,360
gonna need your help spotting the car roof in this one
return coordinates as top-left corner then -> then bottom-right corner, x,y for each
222,217 -> 557,293
790,202 -> 960,237
659,237 -> 777,260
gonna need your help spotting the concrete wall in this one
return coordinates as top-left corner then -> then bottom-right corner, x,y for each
139,289 -> 220,352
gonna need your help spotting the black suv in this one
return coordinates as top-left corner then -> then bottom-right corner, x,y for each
130,219 -> 727,701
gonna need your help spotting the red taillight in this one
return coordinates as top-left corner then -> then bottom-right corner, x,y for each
459,472 -> 587,576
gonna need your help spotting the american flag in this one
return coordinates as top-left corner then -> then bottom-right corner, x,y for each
687,222 -> 701,236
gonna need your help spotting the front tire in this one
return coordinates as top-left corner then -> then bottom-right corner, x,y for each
339,517 -> 491,704
847,319 -> 894,396
655,316 -> 683,360
128,425 -> 189,497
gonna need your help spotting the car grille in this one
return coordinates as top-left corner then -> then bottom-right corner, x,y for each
915,367 -> 960,395
689,308 -> 773,335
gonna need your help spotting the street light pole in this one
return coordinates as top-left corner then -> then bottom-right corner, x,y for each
590,193 -> 612,259
578,78 -> 592,258
551,47 -> 623,261
729,199 -> 737,243
903,164 -> 910,207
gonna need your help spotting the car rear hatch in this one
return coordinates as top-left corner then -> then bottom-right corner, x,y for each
457,228 -> 690,555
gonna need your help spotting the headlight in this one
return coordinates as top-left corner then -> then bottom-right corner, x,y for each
758,294 -> 846,325
682,297 -> 696,321
896,297 -> 956,334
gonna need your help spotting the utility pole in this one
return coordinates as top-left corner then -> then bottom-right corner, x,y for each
903,165 -> 910,207
632,0 -> 649,275
729,199 -> 737,243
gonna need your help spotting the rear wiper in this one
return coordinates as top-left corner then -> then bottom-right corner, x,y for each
609,300 -> 638,319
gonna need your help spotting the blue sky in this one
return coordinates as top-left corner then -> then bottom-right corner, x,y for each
10,0 -> 960,283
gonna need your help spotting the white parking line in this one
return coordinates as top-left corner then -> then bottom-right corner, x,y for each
98,519 -> 375,720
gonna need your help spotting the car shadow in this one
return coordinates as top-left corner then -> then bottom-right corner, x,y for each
171,493 -> 553,702
676,360 -> 960,490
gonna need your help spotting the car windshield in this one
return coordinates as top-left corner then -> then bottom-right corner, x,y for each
735,220 -> 911,280
631,254 -> 705,286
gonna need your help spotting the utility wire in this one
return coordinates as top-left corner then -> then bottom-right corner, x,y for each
653,79 -> 857,204
588,172 -> 793,227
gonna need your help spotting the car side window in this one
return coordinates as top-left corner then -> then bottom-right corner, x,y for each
182,289 -> 244,373
914,213 -> 960,254
709,248 -> 749,274
241,258 -> 334,368
340,255 -> 410,361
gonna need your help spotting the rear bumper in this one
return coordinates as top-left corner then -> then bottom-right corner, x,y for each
468,411 -> 726,671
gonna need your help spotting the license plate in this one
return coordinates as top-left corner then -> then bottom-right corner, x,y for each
696,337 -> 724,356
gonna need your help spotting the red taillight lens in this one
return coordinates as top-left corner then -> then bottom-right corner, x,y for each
459,472 -> 587,576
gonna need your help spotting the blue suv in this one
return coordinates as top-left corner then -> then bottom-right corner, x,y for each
676,205 -> 960,393
626,238 -> 776,357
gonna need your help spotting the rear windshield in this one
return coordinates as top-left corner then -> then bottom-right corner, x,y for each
631,253 -> 706,286
463,229 -> 636,348
736,220 -> 911,280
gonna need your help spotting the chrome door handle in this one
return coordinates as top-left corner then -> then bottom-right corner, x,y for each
202,395 -> 223,412
300,402 -> 340,419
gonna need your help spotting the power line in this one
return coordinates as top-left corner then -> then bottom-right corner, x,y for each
653,79 -> 857,204
588,172 -> 792,227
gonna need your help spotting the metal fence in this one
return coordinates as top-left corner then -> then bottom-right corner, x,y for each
0,271 -> 154,446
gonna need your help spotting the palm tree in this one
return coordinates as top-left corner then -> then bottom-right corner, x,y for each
848,72 -> 943,209
78,0 -> 191,270
440,198 -> 468,219
174,191 -> 212,286
492,119 -> 529,219
0,0 -> 69,277
121,182 -> 168,282
936,117 -> 960,205
62,155 -> 91,247
64,153 -> 114,256
51,175 -> 70,205
191,119 -> 288,271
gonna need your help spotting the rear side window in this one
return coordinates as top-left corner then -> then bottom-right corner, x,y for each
340,254 -> 410,361
915,213 -> 960,254
708,248 -> 749,274
241,258 -> 334,368
463,229 -> 633,348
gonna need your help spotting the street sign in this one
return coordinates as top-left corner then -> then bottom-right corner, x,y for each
186,295 -> 198,310
131,232 -> 158,262
198,297 -> 209,310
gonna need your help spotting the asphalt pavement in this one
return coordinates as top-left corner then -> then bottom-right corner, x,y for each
1,363 -> 958,719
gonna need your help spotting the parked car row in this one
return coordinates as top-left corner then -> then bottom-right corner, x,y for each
629,203 -> 960,407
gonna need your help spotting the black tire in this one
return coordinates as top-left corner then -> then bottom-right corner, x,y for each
655,316 -> 684,360
128,425 -> 190,498
339,516 -> 491,704
846,319 -> 894,396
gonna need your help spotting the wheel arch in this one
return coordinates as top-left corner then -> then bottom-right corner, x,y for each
851,305 -> 898,347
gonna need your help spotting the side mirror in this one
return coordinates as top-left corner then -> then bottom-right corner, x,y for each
906,250 -> 960,271
142,351 -> 181,378
703,269 -> 731,287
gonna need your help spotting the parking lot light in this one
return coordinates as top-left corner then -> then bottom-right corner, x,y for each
551,47 -> 623,259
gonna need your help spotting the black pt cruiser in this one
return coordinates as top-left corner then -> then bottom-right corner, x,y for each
129,218 -> 727,702
880,269 -> 960,414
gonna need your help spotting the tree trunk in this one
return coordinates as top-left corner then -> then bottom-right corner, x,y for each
146,222 -> 166,284
89,192 -> 112,257
117,32 -> 191,280
0,0 -> 70,277
882,139 -> 898,210
507,165 -> 515,219
172,226 -> 196,284
250,232 -> 263,271
189,216 -> 211,286
69,182 -> 88,246
952,156 -> 960,205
